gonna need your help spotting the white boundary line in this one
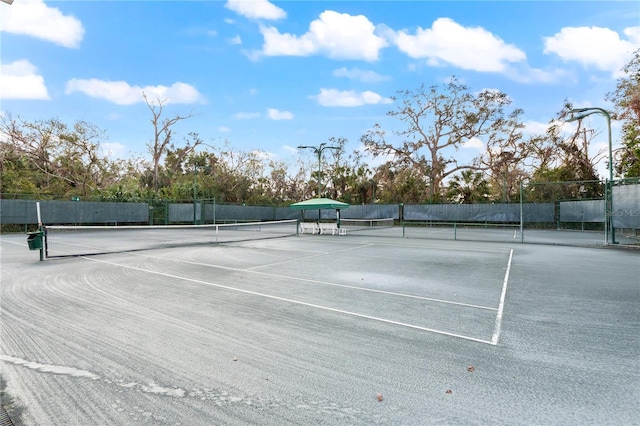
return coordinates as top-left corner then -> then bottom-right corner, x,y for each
491,248 -> 513,345
84,256 -> 495,345
133,251 -> 497,311
1,240 -> 26,247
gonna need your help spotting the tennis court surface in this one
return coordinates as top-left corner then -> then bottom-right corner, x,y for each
1,229 -> 638,425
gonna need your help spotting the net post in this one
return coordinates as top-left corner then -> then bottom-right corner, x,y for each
36,202 -> 45,261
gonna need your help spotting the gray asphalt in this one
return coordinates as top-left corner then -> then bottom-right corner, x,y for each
1,232 -> 639,425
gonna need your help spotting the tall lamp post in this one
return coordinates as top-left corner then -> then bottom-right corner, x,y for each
565,107 -> 616,244
297,142 -> 340,198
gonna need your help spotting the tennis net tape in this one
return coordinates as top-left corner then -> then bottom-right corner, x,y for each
43,219 -> 298,258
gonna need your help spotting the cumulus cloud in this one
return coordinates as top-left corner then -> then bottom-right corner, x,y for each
229,35 -> 242,45
544,25 -> 640,76
64,79 -> 203,105
267,108 -> 293,120
0,0 -> 84,48
225,0 -> 286,21
504,65 -> 572,84
257,10 -> 388,61
0,60 -> 49,100
391,17 -> 526,72
332,67 -> 389,83
312,88 -> 392,107
523,120 -> 553,136
462,137 -> 485,150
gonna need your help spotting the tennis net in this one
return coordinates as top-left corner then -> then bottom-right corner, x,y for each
43,219 -> 298,258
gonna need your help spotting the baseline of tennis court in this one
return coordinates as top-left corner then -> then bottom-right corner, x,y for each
1,232 -> 638,425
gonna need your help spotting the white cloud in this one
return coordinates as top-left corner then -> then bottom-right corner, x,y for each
229,35 -> 242,45
235,111 -> 260,119
218,126 -> 231,133
65,79 -> 204,105
0,60 -> 49,100
257,10 -> 388,61
523,120 -> 552,136
462,137 -> 485,150
101,142 -> 128,159
544,26 -> 640,76
625,26 -> 640,45
282,145 -> 298,154
392,17 -> 526,72
225,0 -> 286,21
0,0 -> 84,48
504,65 -> 571,84
312,88 -> 392,107
332,67 -> 389,83
267,108 -> 293,120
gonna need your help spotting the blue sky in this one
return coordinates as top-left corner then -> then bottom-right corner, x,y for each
1,0 -> 639,177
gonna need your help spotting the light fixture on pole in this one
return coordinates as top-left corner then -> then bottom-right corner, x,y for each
297,142 -> 340,198
565,107 -> 616,244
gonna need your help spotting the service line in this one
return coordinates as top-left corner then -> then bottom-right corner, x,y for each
491,248 -> 513,345
85,256 -> 495,345
135,250 -> 497,311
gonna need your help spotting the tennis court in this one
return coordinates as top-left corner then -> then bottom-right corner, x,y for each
1,226 -> 638,425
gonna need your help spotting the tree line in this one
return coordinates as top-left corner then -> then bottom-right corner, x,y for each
1,51 -> 638,206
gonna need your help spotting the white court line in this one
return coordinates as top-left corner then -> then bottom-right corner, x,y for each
1,240 -> 26,247
84,256 -> 495,345
326,238 -> 509,254
491,248 -> 513,345
245,243 -> 375,271
132,251 -> 497,311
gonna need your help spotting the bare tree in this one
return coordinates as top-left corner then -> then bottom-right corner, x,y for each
144,93 -> 195,193
0,114 -> 118,196
361,78 -> 524,202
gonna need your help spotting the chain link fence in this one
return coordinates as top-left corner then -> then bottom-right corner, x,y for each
3,180 -> 638,247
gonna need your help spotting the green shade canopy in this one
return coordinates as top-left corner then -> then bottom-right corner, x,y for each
289,198 -> 350,210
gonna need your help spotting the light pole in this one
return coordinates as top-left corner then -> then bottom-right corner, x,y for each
565,107 -> 616,244
297,142 -> 340,198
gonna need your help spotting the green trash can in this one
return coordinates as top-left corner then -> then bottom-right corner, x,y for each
27,231 -> 44,251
